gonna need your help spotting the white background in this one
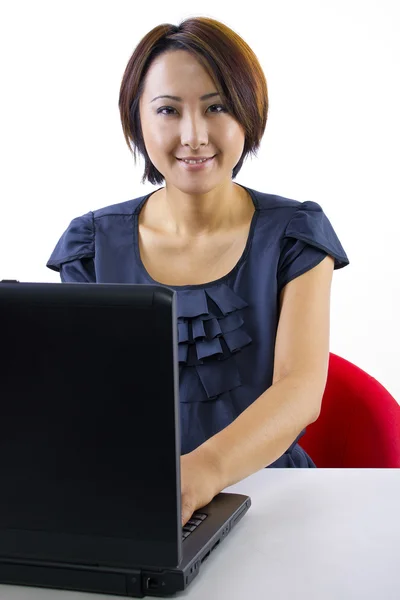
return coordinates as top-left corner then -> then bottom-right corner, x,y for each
0,0 -> 399,401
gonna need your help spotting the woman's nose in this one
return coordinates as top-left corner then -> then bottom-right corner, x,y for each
180,113 -> 208,149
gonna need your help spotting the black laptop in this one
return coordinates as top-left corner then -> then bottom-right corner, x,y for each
0,280 -> 250,597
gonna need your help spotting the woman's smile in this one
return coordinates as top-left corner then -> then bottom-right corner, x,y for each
177,155 -> 216,171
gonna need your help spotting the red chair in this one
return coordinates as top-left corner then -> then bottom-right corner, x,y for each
300,353 -> 400,467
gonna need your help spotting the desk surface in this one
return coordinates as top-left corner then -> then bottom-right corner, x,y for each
1,469 -> 399,600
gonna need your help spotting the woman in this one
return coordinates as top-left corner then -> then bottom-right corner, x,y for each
47,17 -> 349,525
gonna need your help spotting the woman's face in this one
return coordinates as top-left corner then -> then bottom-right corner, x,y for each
139,50 -> 245,194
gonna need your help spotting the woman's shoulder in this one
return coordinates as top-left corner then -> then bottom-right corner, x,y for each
248,185 -> 340,234
247,185 -> 312,215
91,194 -> 148,220
46,192 -> 150,274
247,185 -> 349,275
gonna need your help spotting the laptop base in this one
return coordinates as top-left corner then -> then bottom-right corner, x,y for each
0,493 -> 250,597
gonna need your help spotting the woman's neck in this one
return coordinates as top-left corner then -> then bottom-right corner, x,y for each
156,181 -> 252,239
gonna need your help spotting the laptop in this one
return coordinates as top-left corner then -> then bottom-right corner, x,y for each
0,280 -> 251,597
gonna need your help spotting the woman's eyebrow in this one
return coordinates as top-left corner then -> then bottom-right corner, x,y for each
150,92 -> 220,103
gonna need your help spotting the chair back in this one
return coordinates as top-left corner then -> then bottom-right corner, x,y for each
300,353 -> 400,467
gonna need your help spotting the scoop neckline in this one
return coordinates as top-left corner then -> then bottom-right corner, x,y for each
133,183 -> 260,291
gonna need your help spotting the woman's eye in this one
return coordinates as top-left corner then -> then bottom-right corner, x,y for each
209,104 -> 228,113
157,106 -> 177,116
157,104 -> 227,116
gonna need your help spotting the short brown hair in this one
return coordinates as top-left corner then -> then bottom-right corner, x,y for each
119,16 -> 268,185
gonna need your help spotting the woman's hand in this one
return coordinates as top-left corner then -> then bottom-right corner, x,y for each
180,445 -> 222,526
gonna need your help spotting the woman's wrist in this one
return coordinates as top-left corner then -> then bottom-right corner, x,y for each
193,438 -> 226,494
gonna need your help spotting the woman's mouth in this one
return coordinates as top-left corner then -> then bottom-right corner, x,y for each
177,155 -> 216,171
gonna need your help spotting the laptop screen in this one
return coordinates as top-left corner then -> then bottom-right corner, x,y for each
0,283 -> 182,567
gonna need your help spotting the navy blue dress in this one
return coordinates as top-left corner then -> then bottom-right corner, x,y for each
46,184 -> 349,467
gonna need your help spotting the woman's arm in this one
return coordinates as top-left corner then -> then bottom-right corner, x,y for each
196,255 -> 335,489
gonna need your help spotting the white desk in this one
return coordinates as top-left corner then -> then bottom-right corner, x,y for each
1,469 -> 399,600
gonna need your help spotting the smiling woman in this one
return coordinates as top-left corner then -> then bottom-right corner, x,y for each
47,17 -> 350,489
118,17 -> 268,186
137,47 -> 237,188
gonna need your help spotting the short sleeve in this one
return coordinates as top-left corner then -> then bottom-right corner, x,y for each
277,201 -> 349,293
46,212 -> 96,283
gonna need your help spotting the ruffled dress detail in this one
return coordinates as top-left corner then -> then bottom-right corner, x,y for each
176,284 -> 252,400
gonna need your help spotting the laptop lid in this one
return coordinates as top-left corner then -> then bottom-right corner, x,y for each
0,282 -> 182,569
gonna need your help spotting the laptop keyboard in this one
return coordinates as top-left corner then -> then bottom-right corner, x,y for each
182,512 -> 208,541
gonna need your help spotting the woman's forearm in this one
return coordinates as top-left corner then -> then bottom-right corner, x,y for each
198,371 -> 326,490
